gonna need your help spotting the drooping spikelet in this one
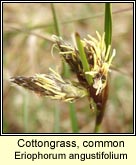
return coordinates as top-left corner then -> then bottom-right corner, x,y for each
11,68 -> 87,102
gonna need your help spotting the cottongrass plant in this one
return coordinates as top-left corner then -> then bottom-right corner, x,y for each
11,31 -> 115,131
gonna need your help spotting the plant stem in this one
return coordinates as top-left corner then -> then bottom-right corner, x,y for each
50,3 -> 60,36
94,3 -> 112,133
69,103 -> 79,133
105,3 -> 112,51
51,3 -> 77,133
94,123 -> 100,133
50,3 -> 69,78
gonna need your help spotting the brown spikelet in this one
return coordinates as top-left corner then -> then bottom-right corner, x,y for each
11,69 -> 87,102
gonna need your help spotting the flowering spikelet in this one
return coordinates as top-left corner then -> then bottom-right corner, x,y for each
11,68 -> 87,102
84,32 -> 116,95
52,31 -> 115,95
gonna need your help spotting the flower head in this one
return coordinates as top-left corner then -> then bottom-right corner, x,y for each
53,31 -> 116,95
11,68 -> 87,102
11,31 -> 115,104
84,31 -> 116,95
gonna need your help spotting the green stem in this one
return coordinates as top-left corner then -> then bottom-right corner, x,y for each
69,103 -> 79,133
104,3 -> 112,50
50,3 -> 60,36
50,3 -> 69,78
51,4 -> 78,133
51,4 -> 62,133
94,3 -> 112,133
94,123 -> 100,133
